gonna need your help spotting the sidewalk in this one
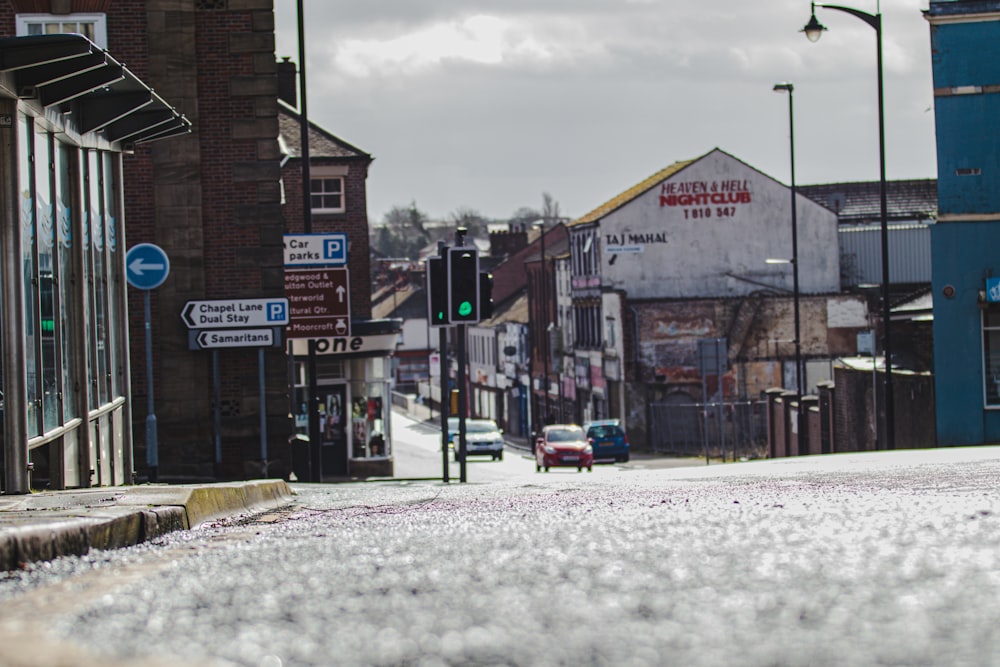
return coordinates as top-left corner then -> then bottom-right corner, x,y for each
0,479 -> 293,571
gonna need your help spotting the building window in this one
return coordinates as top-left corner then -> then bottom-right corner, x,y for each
984,310 -> 1000,406
311,176 -> 345,213
16,14 -> 108,48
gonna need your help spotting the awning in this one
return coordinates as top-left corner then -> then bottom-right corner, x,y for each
0,34 -> 190,147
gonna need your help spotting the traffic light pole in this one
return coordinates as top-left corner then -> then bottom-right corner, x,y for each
457,323 -> 468,483
437,243 -> 450,483
439,326 -> 450,483
454,228 -> 469,484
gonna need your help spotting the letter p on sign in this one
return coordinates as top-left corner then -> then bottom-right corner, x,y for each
268,301 -> 287,322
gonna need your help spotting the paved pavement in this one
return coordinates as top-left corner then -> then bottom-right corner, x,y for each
0,480 -> 293,571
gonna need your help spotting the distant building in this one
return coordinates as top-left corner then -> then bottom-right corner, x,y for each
564,148 -> 870,451
799,179 -> 937,288
277,83 -> 400,479
926,0 -> 1000,446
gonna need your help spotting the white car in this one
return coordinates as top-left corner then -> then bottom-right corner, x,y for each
448,418 -> 505,461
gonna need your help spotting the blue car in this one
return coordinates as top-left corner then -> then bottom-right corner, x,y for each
584,419 -> 629,463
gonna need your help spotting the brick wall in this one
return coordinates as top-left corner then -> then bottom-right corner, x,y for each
116,0 -> 288,480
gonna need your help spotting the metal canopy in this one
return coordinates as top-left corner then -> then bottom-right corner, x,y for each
0,34 -> 190,146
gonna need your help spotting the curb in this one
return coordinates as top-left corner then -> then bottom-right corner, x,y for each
0,479 -> 293,571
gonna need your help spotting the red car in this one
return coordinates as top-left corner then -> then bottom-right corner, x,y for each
535,424 -> 593,472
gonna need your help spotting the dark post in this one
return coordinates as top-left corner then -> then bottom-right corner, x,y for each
803,2 -> 892,447
439,326 -> 449,483
455,228 -> 469,483
296,0 -> 323,480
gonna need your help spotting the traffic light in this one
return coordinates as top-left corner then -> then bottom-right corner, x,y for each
447,247 -> 480,323
479,271 -> 494,320
426,256 -> 450,327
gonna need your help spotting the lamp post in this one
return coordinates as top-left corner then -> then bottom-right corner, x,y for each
802,1 -> 894,450
532,220 -> 550,429
773,82 -> 802,398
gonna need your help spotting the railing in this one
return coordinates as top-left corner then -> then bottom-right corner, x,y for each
648,399 -> 769,461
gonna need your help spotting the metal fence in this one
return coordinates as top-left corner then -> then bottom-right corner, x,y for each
648,399 -> 769,461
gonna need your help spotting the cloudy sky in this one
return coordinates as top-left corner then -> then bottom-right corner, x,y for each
273,0 -> 936,224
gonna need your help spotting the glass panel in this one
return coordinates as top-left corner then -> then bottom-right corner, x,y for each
104,153 -> 123,397
36,129 -> 59,431
20,115 -> 39,437
81,152 -> 95,409
985,309 -> 1000,329
349,382 -> 388,458
310,177 -> 343,210
56,143 -> 79,419
90,150 -> 108,406
985,327 -> 1000,406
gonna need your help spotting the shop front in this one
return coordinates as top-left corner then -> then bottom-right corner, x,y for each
0,35 -> 189,494
289,323 -> 400,479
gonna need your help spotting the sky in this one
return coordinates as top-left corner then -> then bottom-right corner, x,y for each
273,0 -> 937,225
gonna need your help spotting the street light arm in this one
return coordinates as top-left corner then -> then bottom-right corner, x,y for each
814,3 -> 880,31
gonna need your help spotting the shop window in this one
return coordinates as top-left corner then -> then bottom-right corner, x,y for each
310,176 -> 344,213
984,310 -> 1000,406
20,115 -> 38,436
56,144 -> 79,420
36,129 -> 58,431
16,14 -> 107,48
350,387 -> 387,459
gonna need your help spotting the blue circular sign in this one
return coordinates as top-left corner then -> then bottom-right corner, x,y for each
125,243 -> 170,290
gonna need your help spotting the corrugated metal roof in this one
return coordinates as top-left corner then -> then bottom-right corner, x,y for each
570,157 -> 697,226
798,179 -> 937,223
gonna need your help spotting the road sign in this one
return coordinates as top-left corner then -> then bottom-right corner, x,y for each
285,267 -> 350,338
284,233 -> 348,266
125,243 -> 170,290
181,298 -> 289,329
189,327 -> 279,350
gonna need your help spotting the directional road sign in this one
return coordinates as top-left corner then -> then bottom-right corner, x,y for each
284,267 -> 350,338
125,243 -> 170,290
181,298 -> 289,329
284,233 -> 348,266
189,327 -> 280,350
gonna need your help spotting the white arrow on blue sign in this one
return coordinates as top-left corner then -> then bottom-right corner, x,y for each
125,243 -> 170,290
284,233 -> 348,266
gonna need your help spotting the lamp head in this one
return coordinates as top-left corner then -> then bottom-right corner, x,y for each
773,82 -> 794,93
802,5 -> 827,42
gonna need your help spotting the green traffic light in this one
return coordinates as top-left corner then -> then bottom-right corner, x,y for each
458,301 -> 472,317
437,311 -> 445,321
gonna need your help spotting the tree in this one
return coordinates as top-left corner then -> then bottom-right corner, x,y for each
448,207 -> 490,238
371,202 -> 432,259
541,192 -> 561,223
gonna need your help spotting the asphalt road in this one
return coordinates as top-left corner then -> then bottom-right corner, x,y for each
3,441 -> 1000,666
390,410 -> 700,481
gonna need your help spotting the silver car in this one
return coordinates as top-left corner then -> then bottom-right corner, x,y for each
449,418 -> 505,461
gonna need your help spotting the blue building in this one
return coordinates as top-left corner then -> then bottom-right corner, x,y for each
927,0 -> 1000,445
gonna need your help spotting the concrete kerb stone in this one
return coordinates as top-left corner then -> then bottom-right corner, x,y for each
0,479 -> 294,571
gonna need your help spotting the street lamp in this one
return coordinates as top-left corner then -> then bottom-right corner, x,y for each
773,82 -> 802,398
802,1 -> 894,450
532,220 -> 550,428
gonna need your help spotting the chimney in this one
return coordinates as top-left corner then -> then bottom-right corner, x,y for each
277,57 -> 298,108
